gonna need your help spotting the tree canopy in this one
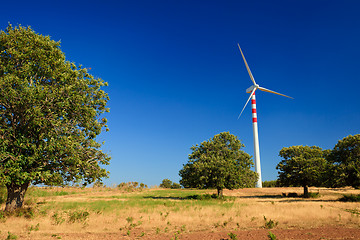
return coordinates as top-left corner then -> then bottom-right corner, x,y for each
327,134 -> 360,188
0,24 -> 110,211
276,145 -> 328,197
179,132 -> 257,197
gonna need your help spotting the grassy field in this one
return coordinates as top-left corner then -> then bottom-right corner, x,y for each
0,186 -> 359,239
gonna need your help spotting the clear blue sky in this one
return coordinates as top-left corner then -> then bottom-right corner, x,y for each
2,0 -> 360,187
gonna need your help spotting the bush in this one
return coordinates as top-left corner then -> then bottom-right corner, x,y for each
264,216 -> 278,229
160,179 -> 182,189
339,194 -> 360,202
68,210 -> 89,224
262,180 -> 279,188
118,182 -> 147,191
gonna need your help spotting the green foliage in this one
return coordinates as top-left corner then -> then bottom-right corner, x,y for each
0,183 -> 6,204
67,210 -> 89,224
264,216 -> 278,229
276,145 -> 328,197
262,180 -> 279,188
339,194 -> 360,202
160,179 -> 181,189
6,232 -> 18,240
27,223 -> 40,233
179,132 -> 257,196
0,24 -> 110,208
160,179 -> 173,188
268,231 -> 277,240
0,24 -> 110,211
51,212 -> 65,225
118,182 -> 147,192
228,232 -> 238,240
327,134 -> 360,188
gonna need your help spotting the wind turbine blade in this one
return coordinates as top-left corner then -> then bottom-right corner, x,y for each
258,86 -> 293,99
237,43 -> 257,86
238,88 -> 256,119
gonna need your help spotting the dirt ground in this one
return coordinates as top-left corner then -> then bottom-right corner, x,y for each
1,187 -> 359,240
43,226 -> 360,240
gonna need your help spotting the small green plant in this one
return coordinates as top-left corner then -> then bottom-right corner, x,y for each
68,210 -> 89,224
0,211 -> 6,222
171,232 -> 179,240
140,231 -> 145,237
126,230 -> 131,236
126,216 -> 134,223
27,223 -> 40,233
156,227 -> 161,234
181,225 -> 186,232
268,231 -> 277,240
51,212 -> 65,225
264,216 -> 278,229
6,232 -> 18,240
228,232 -> 238,240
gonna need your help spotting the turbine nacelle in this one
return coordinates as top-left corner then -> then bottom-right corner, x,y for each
246,85 -> 258,93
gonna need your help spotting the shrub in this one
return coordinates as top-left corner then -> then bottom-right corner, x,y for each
264,216 -> 278,229
339,194 -> 360,202
262,180 -> 279,188
171,183 -> 181,189
68,210 -> 89,224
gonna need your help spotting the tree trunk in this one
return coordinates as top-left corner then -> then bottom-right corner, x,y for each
303,185 -> 309,198
5,182 -> 30,212
217,188 -> 223,198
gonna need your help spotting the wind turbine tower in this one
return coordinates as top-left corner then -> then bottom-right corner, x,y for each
237,44 -> 293,188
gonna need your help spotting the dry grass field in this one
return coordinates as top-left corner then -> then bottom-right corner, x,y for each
0,186 -> 359,239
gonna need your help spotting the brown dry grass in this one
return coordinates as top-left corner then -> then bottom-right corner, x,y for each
0,187 -> 359,239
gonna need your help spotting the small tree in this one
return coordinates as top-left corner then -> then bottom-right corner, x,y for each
159,179 -> 181,189
276,145 -> 328,197
0,24 -> 110,212
327,134 -> 360,188
160,179 -> 173,188
179,132 -> 257,197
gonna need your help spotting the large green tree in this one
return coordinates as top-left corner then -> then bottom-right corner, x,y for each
276,145 -> 328,197
0,25 -> 110,211
327,134 -> 360,188
179,132 -> 257,197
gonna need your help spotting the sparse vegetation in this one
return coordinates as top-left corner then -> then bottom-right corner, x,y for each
339,194 -> 360,202
0,186 -> 359,239
264,216 -> 278,229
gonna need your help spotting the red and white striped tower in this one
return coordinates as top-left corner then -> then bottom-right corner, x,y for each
251,91 -> 262,188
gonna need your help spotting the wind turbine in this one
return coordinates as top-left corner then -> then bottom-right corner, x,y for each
237,43 -> 293,188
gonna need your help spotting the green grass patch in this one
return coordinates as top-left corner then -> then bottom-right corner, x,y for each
38,188 -> 238,214
27,187 -> 78,198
